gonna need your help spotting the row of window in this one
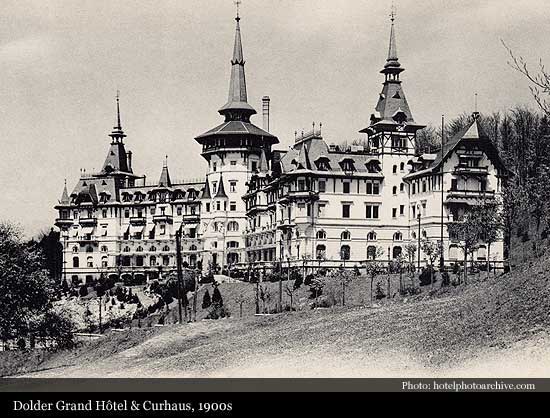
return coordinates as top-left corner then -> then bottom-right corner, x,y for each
315,230 -> 403,242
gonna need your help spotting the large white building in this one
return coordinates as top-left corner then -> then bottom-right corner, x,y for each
54,11 -> 507,284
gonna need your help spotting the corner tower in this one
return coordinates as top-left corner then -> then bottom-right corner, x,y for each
195,8 -> 278,270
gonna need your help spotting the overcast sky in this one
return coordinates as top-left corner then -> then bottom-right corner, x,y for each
0,0 -> 548,237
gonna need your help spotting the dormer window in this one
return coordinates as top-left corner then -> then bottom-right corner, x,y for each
315,157 -> 331,171
339,158 -> 355,173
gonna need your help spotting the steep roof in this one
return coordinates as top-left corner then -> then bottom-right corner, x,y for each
101,142 -> 130,174
196,120 -> 276,140
59,182 -> 70,205
214,174 -> 228,199
158,164 -> 172,188
201,179 -> 212,199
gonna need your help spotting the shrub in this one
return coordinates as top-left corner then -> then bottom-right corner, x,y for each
293,275 -> 303,290
202,290 -> 212,309
452,263 -> 461,275
78,285 -> 88,297
206,304 -> 231,320
374,282 -> 386,300
212,286 -> 223,307
304,274 -> 315,286
419,267 -> 435,286
441,272 -> 451,287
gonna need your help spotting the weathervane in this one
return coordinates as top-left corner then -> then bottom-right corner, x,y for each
235,0 -> 241,21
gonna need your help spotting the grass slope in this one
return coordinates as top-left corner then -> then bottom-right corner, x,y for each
5,259 -> 550,378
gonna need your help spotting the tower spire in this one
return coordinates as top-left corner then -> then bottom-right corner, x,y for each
386,3 -> 400,68
109,90 -> 126,143
218,3 -> 257,122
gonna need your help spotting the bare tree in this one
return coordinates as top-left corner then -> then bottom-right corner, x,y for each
365,246 -> 386,305
420,239 -> 442,288
234,293 -> 246,319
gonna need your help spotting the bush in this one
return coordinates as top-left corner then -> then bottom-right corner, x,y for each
441,271 -> 451,287
374,282 -> 386,300
212,286 -> 223,307
419,267 -> 435,286
78,285 -> 88,297
202,290 -> 212,309
304,274 -> 315,286
206,304 -> 231,320
293,275 -> 303,290
452,263 -> 461,275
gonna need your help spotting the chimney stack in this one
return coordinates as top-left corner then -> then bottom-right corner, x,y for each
262,96 -> 270,132
126,151 -> 133,172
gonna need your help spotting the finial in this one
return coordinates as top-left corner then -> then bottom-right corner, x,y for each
115,90 -> 121,129
164,155 -> 168,167
235,0 -> 241,21
64,178 -> 67,187
475,92 -> 478,113
390,1 -> 396,23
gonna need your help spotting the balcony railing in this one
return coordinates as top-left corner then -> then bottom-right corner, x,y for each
153,214 -> 173,224
129,216 -> 147,226
55,218 -> 73,228
182,214 -> 200,223
453,165 -> 489,176
447,189 -> 495,199
79,217 -> 98,226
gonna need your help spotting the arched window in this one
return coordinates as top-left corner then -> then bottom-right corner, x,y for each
367,246 -> 377,260
150,246 -> 157,252
123,246 -> 131,253
393,231 -> 403,241
72,246 -> 79,253
72,256 -> 79,268
136,246 -> 143,252
400,183 -> 405,192
422,230 -> 427,238
227,221 -> 239,232
393,186 -> 397,195
392,165 -> 397,174
340,245 -> 351,260
100,245 -> 108,252
190,245 -> 197,251
162,245 -> 170,252
150,256 -> 157,266
86,246 -> 93,253
316,230 -> 327,240
341,231 -> 351,241
400,162 -> 405,172
367,231 -> 377,241
316,245 -> 326,259
101,256 -> 108,268
392,246 -> 402,259
86,257 -> 93,268
162,255 -> 170,266
411,232 -> 417,240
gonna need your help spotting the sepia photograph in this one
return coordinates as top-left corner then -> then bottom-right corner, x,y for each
1,0 -> 549,408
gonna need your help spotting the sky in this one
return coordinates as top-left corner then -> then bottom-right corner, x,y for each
0,0 -> 548,237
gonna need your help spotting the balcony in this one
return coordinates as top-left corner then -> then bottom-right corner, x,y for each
130,216 -> 147,226
153,214 -> 173,224
79,217 -> 98,227
446,189 -> 495,204
182,214 -> 200,224
55,218 -> 73,229
453,165 -> 489,176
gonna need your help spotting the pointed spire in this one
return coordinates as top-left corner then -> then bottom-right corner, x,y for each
214,173 -> 228,199
109,90 -> 126,143
218,5 -> 256,122
59,180 -> 70,205
201,179 -> 212,199
158,156 -> 172,187
259,149 -> 269,173
385,5 -> 401,69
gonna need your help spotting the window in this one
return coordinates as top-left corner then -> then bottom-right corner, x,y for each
341,231 -> 351,241
319,180 -> 326,193
400,162 -> 405,172
342,204 -> 351,218
162,245 -> 170,252
230,160 -> 237,166
367,246 -> 377,260
367,231 -> 377,241
227,241 -> 239,249
412,184 -> 416,195
451,179 -> 458,191
72,257 -> 79,268
392,208 -> 397,218
230,181 -> 237,193
366,182 -> 380,195
216,201 -> 221,211
227,221 -> 239,232
102,209 -> 108,218
87,257 -> 93,268
206,203 -> 211,212
366,205 -> 379,219
136,246 -> 143,252
150,208 -> 156,215
422,230 -> 427,238
316,245 -> 326,259
101,225 -> 108,236
317,203 -> 326,218
400,205 -> 405,216
251,161 -> 258,172
400,183 -> 405,193
136,256 -> 144,267
86,246 -> 93,253
162,256 -> 170,266
101,257 -> 108,268
393,165 -> 397,174
124,209 -> 130,218
393,232 -> 403,241
150,256 -> 157,266
340,245 -> 351,261
422,181 -> 427,193
412,205 -> 416,219
100,245 -> 108,252
159,224 -> 166,235
123,246 -> 131,252
230,201 -> 237,211
316,230 -> 326,240
393,186 -> 397,195
212,182 -> 217,194
177,206 -> 182,216
150,246 -> 157,252
72,246 -> 79,253
343,182 -> 350,194
213,162 -> 217,172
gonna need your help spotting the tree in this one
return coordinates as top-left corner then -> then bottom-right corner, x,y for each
201,289 -> 212,309
212,285 -> 223,307
284,284 -> 297,311
476,198 -> 505,277
332,268 -> 354,306
447,209 -> 482,285
234,294 -> 246,318
420,239 -> 442,287
364,246 -> 386,305
309,276 -> 326,305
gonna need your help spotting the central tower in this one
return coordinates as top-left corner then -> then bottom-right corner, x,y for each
195,9 -> 278,271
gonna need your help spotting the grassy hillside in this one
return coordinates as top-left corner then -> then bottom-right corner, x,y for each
4,259 -> 550,377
